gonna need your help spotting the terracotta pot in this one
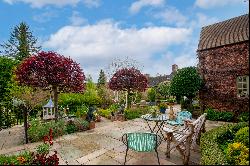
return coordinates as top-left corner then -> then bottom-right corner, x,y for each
116,114 -> 125,121
95,115 -> 101,122
89,121 -> 95,129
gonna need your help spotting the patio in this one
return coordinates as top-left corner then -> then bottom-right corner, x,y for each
0,114 -> 232,165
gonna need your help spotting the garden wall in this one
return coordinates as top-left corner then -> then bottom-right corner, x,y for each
198,42 -> 249,114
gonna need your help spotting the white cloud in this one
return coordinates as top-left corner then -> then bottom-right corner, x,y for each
195,13 -> 219,27
3,0 -> 101,8
43,21 -> 191,81
174,54 -> 198,69
189,13 -> 219,28
69,11 -> 88,26
33,11 -> 58,23
153,7 -> 188,27
129,0 -> 165,14
195,0 -> 243,9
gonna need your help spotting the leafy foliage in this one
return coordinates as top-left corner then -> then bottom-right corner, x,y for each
234,127 -> 249,147
226,142 -> 249,165
170,66 -> 202,99
75,105 -> 88,118
97,85 -> 113,109
15,51 -> 85,92
147,88 -> 156,102
109,67 -> 148,92
205,108 -> 234,122
0,57 -> 18,103
109,67 -> 148,108
66,120 -> 78,134
15,51 -> 85,119
28,119 -> 66,142
124,106 -> 151,120
200,122 -> 248,165
0,22 -> 41,61
97,69 -> 107,87
237,112 -> 249,122
157,81 -> 170,99
0,151 -> 33,165
36,143 -> 50,155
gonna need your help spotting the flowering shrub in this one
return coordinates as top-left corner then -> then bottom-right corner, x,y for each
0,129 -> 59,165
28,119 -> 66,142
99,109 -> 112,119
32,129 -> 59,165
226,142 -> 249,165
124,107 -> 151,120
66,120 -> 78,134
201,122 -> 248,165
234,127 -> 249,147
0,151 -> 33,165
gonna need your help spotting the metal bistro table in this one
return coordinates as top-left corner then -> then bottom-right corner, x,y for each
141,114 -> 168,139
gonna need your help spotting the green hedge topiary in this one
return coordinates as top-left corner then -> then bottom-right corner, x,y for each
205,108 -> 234,122
124,106 -> 151,120
200,122 -> 248,165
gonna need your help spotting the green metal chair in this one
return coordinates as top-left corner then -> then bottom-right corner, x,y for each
122,132 -> 162,165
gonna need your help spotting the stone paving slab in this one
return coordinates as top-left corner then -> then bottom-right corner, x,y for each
76,148 -> 108,164
84,154 -> 121,165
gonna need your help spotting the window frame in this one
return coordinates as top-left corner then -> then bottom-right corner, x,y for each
236,75 -> 249,97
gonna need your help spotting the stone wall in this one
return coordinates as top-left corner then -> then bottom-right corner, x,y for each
197,42 -> 249,114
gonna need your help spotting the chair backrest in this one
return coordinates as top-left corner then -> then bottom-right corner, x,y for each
188,113 -> 207,148
122,132 -> 161,152
176,111 -> 192,125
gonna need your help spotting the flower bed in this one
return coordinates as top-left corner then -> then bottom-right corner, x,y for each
200,122 -> 249,165
0,129 -> 59,165
28,118 -> 89,143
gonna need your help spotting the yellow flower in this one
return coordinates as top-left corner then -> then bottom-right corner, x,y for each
17,156 -> 26,164
233,142 -> 241,149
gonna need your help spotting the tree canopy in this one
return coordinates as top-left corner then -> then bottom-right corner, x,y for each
157,81 -> 170,99
0,57 -> 18,103
109,67 -> 148,92
97,69 -> 107,87
169,66 -> 202,99
109,67 -> 148,108
15,51 -> 85,119
0,22 -> 41,61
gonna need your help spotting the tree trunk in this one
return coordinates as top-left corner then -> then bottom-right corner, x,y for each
52,86 -> 59,121
187,97 -> 193,112
23,106 -> 28,144
127,89 -> 131,108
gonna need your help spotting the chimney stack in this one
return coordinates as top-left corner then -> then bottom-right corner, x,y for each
172,64 -> 178,73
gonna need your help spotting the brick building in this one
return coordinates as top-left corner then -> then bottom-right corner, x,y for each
197,14 -> 249,114
146,64 -> 178,87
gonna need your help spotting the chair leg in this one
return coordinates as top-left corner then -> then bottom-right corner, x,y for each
183,136 -> 191,165
155,149 -> 160,165
124,147 -> 129,165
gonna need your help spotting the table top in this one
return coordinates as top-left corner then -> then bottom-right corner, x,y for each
141,114 -> 169,121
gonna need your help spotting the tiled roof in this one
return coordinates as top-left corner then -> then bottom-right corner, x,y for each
198,14 -> 249,51
148,75 -> 171,87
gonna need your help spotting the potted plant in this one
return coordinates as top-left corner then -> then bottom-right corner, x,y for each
168,97 -> 175,106
158,103 -> 166,114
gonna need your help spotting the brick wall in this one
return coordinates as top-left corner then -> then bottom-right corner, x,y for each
197,42 -> 249,114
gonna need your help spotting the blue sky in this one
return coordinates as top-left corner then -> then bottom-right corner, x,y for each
0,0 -> 249,82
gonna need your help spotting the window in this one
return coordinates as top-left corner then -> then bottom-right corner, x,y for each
237,76 -> 249,97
